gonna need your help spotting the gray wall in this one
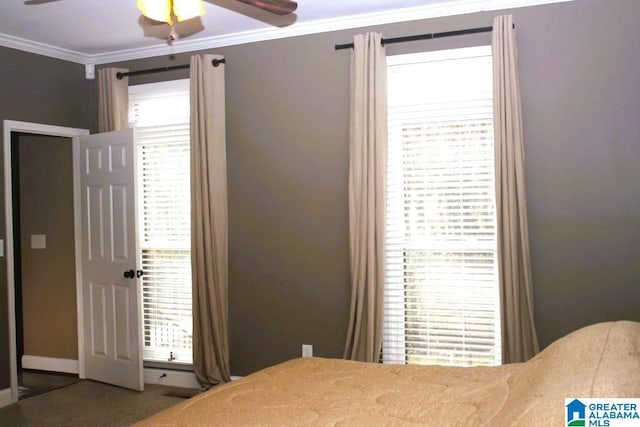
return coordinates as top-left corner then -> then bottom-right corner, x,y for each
19,134 -> 77,360
1,0 -> 639,386
109,0 -> 640,376
515,1 -> 640,344
0,48 -> 90,388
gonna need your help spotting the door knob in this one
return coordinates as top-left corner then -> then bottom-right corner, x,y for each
123,269 -> 135,279
136,270 -> 144,278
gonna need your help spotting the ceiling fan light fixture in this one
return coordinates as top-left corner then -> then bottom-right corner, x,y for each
172,0 -> 205,22
137,0 -> 205,25
138,0 -> 173,24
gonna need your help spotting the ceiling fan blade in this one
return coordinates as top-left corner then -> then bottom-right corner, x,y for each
143,15 -> 170,26
24,0 -> 63,4
233,0 -> 297,16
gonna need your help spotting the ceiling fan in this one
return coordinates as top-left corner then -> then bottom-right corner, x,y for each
25,0 -> 298,40
138,0 -> 297,24
25,0 -> 297,15
140,0 -> 297,41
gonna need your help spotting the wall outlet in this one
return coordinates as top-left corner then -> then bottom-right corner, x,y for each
302,344 -> 313,357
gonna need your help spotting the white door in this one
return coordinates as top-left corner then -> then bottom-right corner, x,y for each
80,129 -> 143,391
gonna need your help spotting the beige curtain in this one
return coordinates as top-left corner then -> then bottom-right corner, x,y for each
190,53 -> 231,386
97,67 -> 129,132
343,32 -> 387,363
492,14 -> 540,364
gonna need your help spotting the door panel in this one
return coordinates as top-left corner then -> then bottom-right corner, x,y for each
110,184 -> 129,260
87,186 -> 105,260
113,284 -> 132,361
80,129 -> 143,391
90,282 -> 107,357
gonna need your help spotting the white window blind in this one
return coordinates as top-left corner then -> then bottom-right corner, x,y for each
129,79 -> 193,364
384,46 -> 501,367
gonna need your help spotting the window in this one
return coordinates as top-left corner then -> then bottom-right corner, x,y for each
129,79 -> 192,364
384,46 -> 501,367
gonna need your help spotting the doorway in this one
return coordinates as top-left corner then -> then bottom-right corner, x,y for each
3,120 -> 89,404
11,132 -> 80,399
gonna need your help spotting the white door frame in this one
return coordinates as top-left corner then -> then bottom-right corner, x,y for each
3,120 -> 89,403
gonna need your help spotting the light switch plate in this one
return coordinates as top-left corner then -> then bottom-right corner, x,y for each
31,234 -> 46,249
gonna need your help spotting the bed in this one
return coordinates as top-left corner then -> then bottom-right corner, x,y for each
135,321 -> 640,426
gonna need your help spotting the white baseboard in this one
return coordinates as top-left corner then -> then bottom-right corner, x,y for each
22,355 -> 79,374
144,368 -> 201,389
19,355 -> 240,390
144,368 -> 243,389
0,388 -> 13,408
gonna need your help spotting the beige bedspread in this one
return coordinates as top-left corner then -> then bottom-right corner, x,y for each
136,321 -> 640,426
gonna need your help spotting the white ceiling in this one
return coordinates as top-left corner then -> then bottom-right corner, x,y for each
0,0 -> 569,64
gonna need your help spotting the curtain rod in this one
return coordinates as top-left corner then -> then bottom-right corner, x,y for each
334,25 -> 497,50
116,58 -> 226,80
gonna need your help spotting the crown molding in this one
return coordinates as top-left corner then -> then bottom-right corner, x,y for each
0,32 -> 87,64
1,0 -> 572,66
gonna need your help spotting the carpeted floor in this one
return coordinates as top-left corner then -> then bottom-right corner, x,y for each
0,380 -> 200,426
18,370 -> 80,400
